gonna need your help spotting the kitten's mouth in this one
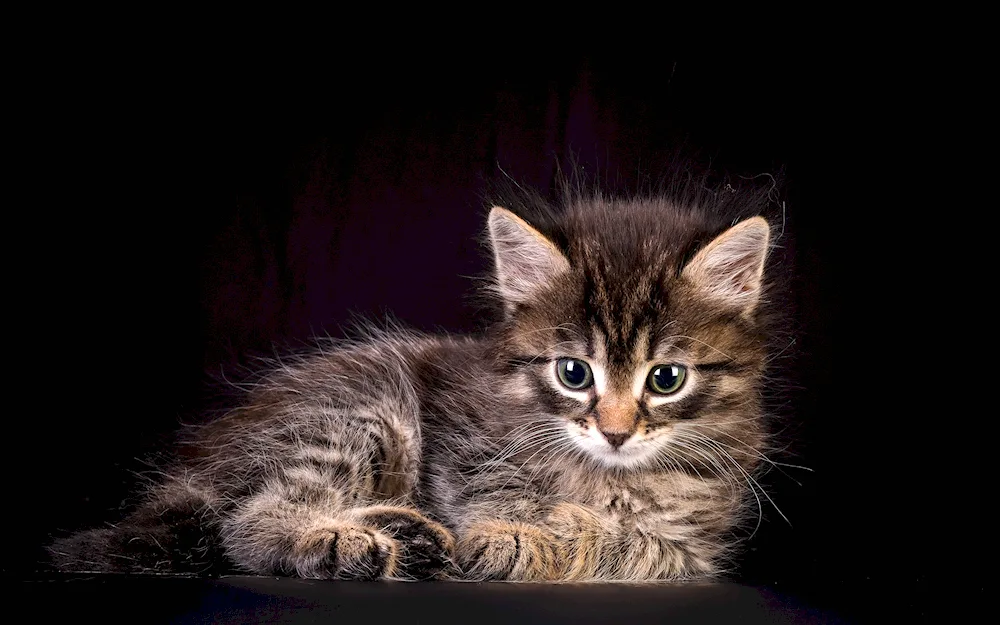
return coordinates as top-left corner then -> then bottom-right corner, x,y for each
565,420 -> 659,468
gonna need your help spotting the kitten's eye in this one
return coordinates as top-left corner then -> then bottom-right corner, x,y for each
647,365 -> 687,395
556,358 -> 593,390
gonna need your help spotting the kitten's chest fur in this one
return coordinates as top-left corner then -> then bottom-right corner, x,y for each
556,469 -> 716,525
577,477 -> 656,517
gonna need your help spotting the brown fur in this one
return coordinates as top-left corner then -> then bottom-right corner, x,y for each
49,183 -> 786,581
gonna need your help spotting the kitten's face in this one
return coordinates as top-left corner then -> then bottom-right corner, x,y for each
490,203 -> 770,472
504,276 -> 766,471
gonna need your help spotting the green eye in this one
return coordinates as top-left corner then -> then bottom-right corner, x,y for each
647,365 -> 686,395
556,358 -> 593,390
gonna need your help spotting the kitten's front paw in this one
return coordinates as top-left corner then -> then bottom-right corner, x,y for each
456,521 -> 562,581
351,506 -> 455,580
289,523 -> 397,580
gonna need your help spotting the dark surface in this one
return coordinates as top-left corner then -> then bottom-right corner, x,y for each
20,575 -> 850,624
9,46 -> 946,621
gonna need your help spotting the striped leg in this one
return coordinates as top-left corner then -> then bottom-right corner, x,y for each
219,403 -> 453,580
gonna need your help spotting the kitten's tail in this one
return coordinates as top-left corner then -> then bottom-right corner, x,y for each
47,485 -> 230,575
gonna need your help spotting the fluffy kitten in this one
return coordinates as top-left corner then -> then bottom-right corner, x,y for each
50,179 -> 784,581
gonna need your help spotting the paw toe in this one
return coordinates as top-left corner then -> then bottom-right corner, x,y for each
457,522 -> 561,581
353,507 -> 455,580
332,526 -> 397,580
457,531 -> 519,580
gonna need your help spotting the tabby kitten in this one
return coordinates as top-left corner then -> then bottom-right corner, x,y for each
50,181 -> 782,581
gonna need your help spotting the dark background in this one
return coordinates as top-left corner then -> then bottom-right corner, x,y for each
10,52 -> 931,619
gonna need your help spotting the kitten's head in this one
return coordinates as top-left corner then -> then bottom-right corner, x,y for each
487,192 -> 774,473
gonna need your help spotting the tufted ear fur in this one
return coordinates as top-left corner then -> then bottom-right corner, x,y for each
682,216 -> 770,314
488,207 -> 570,312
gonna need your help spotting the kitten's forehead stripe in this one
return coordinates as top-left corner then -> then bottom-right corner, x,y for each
581,243 -> 666,390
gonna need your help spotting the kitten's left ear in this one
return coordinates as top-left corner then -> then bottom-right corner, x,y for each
681,216 -> 770,314
488,207 -> 570,311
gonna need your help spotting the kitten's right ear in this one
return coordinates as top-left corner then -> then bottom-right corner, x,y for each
488,207 -> 570,311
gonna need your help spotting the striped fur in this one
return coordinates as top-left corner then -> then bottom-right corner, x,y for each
50,184 -> 786,581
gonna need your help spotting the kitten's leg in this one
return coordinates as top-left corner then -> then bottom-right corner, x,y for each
599,530 -> 717,580
457,501 -> 718,581
220,403 -> 453,580
550,500 -> 725,580
453,492 -> 567,581
540,502 -> 609,580
456,502 -> 612,581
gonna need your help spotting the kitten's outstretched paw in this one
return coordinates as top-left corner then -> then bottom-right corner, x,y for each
352,506 -> 455,580
289,524 -> 397,580
456,521 -> 562,581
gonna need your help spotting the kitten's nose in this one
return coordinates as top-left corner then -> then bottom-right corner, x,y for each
595,395 -> 637,449
601,431 -> 629,449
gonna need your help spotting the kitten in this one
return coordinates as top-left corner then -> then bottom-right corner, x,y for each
50,178 -> 784,581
